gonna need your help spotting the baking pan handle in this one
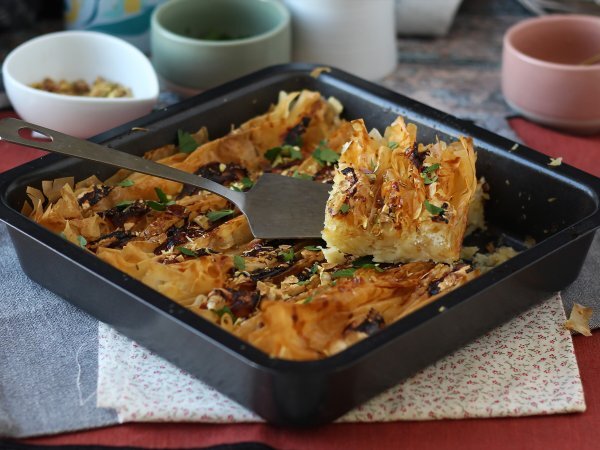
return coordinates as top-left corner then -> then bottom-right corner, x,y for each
0,117 -> 245,208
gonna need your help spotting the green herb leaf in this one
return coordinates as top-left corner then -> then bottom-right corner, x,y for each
424,199 -> 445,215
312,142 -> 339,166
352,256 -> 375,268
422,163 -> 441,174
369,158 -> 377,172
339,203 -> 350,214
280,248 -> 295,263
213,305 -> 236,320
207,209 -> 235,222
292,170 -> 313,180
146,200 -> 167,211
177,129 -> 199,153
285,146 -> 303,160
388,141 -> 400,150
422,173 -> 438,185
230,177 -> 254,192
116,200 -> 134,209
155,187 -> 169,204
331,268 -> 356,279
177,246 -> 198,257
241,177 -> 254,189
264,145 -> 302,165
303,296 -> 314,304
233,255 -> 246,271
264,147 -> 282,162
297,263 -> 318,285
77,235 -> 87,248
117,179 -> 135,187
352,256 -> 384,272
304,245 -> 321,251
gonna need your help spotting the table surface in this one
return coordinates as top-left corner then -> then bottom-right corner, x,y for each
2,1 -> 599,448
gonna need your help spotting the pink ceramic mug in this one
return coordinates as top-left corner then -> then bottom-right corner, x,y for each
502,15 -> 600,134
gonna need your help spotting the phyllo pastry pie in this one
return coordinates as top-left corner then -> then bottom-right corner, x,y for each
322,117 -> 477,263
24,90 -> 508,360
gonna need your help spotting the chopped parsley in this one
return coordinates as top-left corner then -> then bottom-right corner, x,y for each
280,248 -> 295,263
421,163 -> 440,185
422,163 -> 440,173
155,187 -> 170,204
240,177 -> 254,189
77,235 -> 87,248
233,254 -> 246,271
177,246 -> 198,257
264,145 -> 302,166
352,256 -> 384,272
213,305 -> 236,320
331,268 -> 356,278
304,245 -> 321,251
312,141 -> 339,166
297,264 -> 319,285
147,187 -> 175,211
339,203 -> 350,214
303,295 -> 314,304
207,209 -> 235,222
146,201 -> 167,211
231,177 -> 254,192
292,170 -> 313,180
369,158 -> 377,173
177,129 -> 199,153
116,200 -> 134,209
117,179 -> 135,187
424,199 -> 445,216
388,141 -> 399,150
422,173 -> 438,185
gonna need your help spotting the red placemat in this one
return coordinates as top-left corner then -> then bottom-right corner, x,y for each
0,111 -> 47,173
1,116 -> 597,450
509,117 -> 600,178
19,334 -> 600,450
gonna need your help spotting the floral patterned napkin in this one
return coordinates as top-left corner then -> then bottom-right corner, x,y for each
97,293 -> 585,423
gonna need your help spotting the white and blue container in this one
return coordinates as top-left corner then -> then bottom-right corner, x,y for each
65,0 -> 167,53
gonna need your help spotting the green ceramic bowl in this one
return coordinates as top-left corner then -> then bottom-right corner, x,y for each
151,0 -> 291,94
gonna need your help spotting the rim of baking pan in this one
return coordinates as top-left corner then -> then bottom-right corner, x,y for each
1,63 -> 599,374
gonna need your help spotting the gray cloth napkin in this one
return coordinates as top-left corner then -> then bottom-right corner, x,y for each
0,224 -> 117,438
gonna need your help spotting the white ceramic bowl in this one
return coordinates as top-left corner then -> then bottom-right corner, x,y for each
2,31 -> 159,138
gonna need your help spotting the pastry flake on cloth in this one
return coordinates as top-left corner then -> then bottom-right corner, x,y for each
322,117 -> 477,264
565,303 -> 593,336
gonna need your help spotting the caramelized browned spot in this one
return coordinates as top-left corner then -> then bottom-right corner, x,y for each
178,162 -> 249,198
345,309 -> 385,336
101,201 -> 149,228
282,116 -> 310,146
78,185 -> 113,207
153,222 -> 206,255
87,230 -> 135,251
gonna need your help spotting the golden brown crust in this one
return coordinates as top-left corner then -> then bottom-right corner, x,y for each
25,90 -> 489,361
322,117 -> 477,263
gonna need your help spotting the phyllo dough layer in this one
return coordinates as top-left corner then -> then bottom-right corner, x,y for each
322,117 -> 477,263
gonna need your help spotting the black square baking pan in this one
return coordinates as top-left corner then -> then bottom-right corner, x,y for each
1,64 -> 599,425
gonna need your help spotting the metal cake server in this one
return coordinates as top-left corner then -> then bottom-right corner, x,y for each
0,118 -> 331,239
